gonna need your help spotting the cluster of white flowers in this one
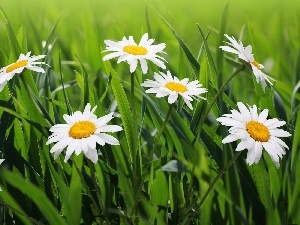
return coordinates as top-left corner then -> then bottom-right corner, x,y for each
102,33 -> 208,110
101,32 -> 290,167
0,33 -> 291,167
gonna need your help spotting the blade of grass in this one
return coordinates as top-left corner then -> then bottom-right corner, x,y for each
150,6 -> 200,73
197,24 -> 218,87
2,170 -> 67,225
0,7 -> 21,59
101,49 -> 134,163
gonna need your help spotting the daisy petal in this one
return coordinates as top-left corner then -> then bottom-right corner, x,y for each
84,149 -> 99,164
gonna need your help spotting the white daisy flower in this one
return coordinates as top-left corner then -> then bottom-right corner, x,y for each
141,70 -> 207,110
216,102 -> 291,168
46,103 -> 123,163
220,34 -> 275,91
102,33 -> 167,74
0,52 -> 46,92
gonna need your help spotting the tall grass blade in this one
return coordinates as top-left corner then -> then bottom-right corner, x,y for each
2,170 -> 67,225
197,24 -> 218,87
0,8 -> 21,59
152,8 -> 200,73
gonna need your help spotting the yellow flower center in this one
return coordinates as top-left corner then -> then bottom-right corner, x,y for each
246,121 -> 270,142
123,45 -> 148,55
69,121 -> 96,139
165,82 -> 188,93
251,60 -> 260,69
6,60 -> 28,73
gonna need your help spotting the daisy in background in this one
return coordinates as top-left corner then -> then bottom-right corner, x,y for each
141,70 -> 207,110
216,102 -> 291,168
46,103 -> 122,163
220,34 -> 275,91
0,52 -> 46,92
42,40 -> 53,51
102,33 -> 167,74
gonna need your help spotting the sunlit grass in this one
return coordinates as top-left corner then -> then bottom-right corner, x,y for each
0,0 -> 300,224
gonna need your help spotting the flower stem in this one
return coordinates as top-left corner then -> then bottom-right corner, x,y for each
130,72 -> 139,209
130,73 -> 138,170
131,72 -> 138,155
74,161 -> 103,224
195,64 -> 246,143
130,103 -> 174,216
200,151 -> 242,206
88,160 -> 110,225
187,151 -> 243,224
148,104 -> 174,163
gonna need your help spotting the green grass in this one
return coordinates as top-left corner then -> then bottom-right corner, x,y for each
0,0 -> 300,224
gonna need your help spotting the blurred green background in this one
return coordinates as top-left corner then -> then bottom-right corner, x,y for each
1,0 -> 299,105
1,0 -> 300,58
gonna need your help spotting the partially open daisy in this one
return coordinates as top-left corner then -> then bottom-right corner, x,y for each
0,52 -> 46,92
141,70 -> 207,110
102,33 -> 167,74
216,102 -> 291,168
220,34 -> 275,91
46,103 -> 123,163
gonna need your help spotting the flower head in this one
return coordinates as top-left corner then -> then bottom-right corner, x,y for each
102,33 -> 166,74
216,102 -> 291,168
141,70 -> 207,109
46,103 -> 123,163
220,34 -> 275,91
0,52 -> 46,92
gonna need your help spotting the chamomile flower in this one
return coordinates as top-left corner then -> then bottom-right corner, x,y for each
46,103 -> 122,163
216,102 -> 291,168
141,70 -> 207,110
220,34 -> 275,91
102,33 -> 166,74
0,52 -> 46,92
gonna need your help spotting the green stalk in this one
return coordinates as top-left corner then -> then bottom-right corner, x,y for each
130,103 -> 174,216
185,64 -> 246,215
74,161 -> 103,224
194,64 -> 246,143
88,160 -> 110,225
186,151 -> 243,224
20,75 -> 43,115
131,72 -> 138,153
147,104 -> 174,163
130,72 -> 139,209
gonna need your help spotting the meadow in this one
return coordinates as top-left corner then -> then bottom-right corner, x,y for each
0,0 -> 300,224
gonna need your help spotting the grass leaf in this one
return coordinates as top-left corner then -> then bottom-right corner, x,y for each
2,170 -> 67,225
